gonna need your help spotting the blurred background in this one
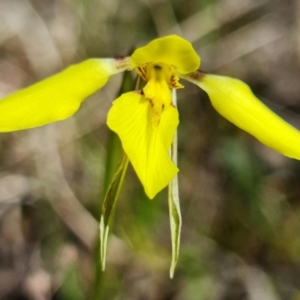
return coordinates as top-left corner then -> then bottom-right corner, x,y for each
1,0 -> 300,299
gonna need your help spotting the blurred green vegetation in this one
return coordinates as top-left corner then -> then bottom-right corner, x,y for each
1,0 -> 300,299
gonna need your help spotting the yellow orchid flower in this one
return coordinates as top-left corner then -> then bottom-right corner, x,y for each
1,35 -> 300,201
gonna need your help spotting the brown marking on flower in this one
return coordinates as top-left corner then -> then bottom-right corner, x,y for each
115,57 -> 126,60
134,90 -> 143,95
170,74 -> 183,89
188,70 -> 206,81
137,66 -> 147,81
148,99 -> 154,107
114,57 -> 131,70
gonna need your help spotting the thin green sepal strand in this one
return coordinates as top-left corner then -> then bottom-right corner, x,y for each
168,89 -> 182,278
99,153 -> 129,271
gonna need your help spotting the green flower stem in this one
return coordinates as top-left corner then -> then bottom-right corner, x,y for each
94,71 -> 135,298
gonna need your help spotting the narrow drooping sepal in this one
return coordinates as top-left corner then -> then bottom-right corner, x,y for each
186,73 -> 300,160
168,90 -> 181,278
100,154 -> 129,271
0,58 -> 130,132
107,91 -> 179,199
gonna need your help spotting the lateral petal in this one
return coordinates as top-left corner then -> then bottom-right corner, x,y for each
107,91 -> 179,199
0,58 -> 130,132
188,73 -> 300,160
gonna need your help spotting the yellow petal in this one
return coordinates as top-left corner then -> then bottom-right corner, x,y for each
107,91 -> 179,199
130,35 -> 200,74
0,58 -> 130,132
189,73 -> 300,159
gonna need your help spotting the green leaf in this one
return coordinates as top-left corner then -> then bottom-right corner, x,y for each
168,90 -> 182,278
99,153 -> 129,271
